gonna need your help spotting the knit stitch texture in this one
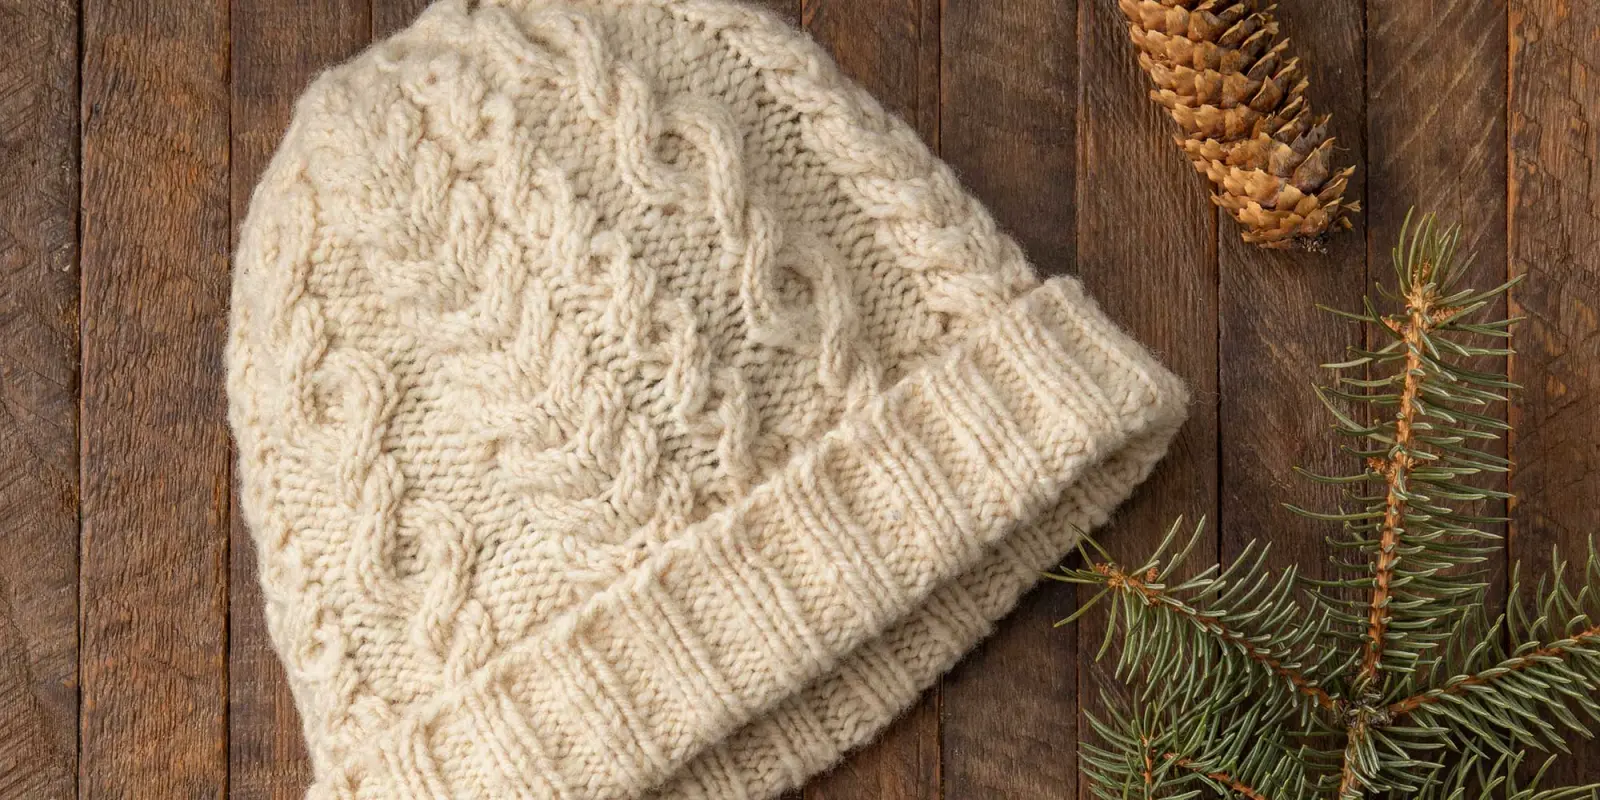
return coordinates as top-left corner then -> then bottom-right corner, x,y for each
227,1 -> 1189,797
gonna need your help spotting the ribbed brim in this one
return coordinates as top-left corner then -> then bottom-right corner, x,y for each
655,423 -> 1175,799
306,277 -> 1187,799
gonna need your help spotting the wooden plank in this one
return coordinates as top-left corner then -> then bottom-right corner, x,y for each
939,0 -> 1077,271
1366,0 -> 1510,619
799,1 -> 939,798
802,0 -> 940,147
1367,0 -> 1507,271
1206,0 -> 1361,776
1074,0 -> 1220,797
373,0 -> 428,39
1074,0 -> 1222,795
1508,0 -> 1600,784
934,2 -> 1080,798
228,2 -> 370,798
0,0 -> 80,796
78,0 -> 233,795
1216,0 -> 1364,574
800,700 -> 939,800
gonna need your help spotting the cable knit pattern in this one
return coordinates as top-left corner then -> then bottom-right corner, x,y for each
227,1 -> 1188,797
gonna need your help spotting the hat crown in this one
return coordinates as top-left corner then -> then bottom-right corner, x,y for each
235,0 -> 957,756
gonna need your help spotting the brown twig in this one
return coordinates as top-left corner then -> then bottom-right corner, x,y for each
1357,270 -> 1443,690
1098,564 -> 1339,712
1169,753 -> 1273,800
1350,307 -> 1427,688
1386,624 -> 1600,717
1336,717 -> 1370,799
1336,271 -> 1447,798
1139,736 -> 1156,789
1136,737 -> 1275,800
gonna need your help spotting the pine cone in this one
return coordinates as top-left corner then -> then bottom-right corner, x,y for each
1117,0 -> 1358,251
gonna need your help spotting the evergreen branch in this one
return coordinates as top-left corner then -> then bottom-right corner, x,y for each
1386,624 -> 1600,718
1082,686 -> 1320,800
1166,752 -> 1273,800
1389,548 -> 1600,758
1294,211 -> 1516,695
1356,222 -> 1448,691
1336,722 -> 1369,799
1414,748 -> 1600,799
1096,560 -> 1338,714
1056,210 -> 1600,799
1129,735 -> 1277,800
1051,519 -> 1342,717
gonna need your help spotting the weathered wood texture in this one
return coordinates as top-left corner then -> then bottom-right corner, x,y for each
0,0 -> 79,796
1217,0 -> 1364,579
1509,0 -> 1600,784
937,2 -> 1083,799
0,0 -> 1597,796
228,3 -> 371,798
1075,0 -> 1221,796
1366,0 -> 1511,606
373,0 -> 431,38
78,0 -> 233,797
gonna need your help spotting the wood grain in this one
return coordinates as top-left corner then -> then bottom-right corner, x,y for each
0,0 -> 80,796
1074,0 -> 1220,796
373,0 -> 430,39
227,3 -> 370,798
803,0 -> 940,146
799,1 -> 940,797
1216,0 -> 1364,578
8,1 -> 1598,796
939,0 -> 1077,272
1367,0 -> 1507,276
1508,0 -> 1600,784
802,700 -> 939,800
1366,0 -> 1510,611
78,0 -> 233,796
935,1 -> 1079,798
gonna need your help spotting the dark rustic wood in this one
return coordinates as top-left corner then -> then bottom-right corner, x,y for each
1508,0 -> 1600,785
373,0 -> 430,39
1074,0 -> 1221,797
4,0 -> 1596,796
1367,0 -> 1507,281
0,0 -> 80,796
935,1 -> 1080,798
939,0 -> 1077,274
802,0 -> 940,148
78,0 -> 233,796
802,700 -> 939,800
1366,0 -> 1510,615
799,1 -> 940,798
227,3 -> 371,798
0,606 -> 72,799
1216,0 -> 1364,581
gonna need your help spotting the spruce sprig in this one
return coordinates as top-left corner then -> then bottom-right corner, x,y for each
1052,211 -> 1600,799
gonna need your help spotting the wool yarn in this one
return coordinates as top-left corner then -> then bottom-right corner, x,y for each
227,1 -> 1189,797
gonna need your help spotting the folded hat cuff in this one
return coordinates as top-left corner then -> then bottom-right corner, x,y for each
656,420 -> 1182,799
308,276 -> 1187,800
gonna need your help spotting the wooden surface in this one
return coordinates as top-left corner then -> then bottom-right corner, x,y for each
0,0 -> 1595,797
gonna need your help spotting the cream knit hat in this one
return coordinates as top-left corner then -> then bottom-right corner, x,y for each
227,0 -> 1188,797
